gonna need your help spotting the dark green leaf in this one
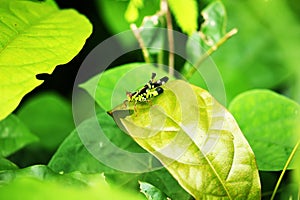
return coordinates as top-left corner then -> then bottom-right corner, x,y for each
229,89 -> 300,171
112,80 -> 261,199
17,92 -> 74,150
139,181 -> 169,200
0,0 -> 92,120
0,114 -> 38,157
49,111 -> 191,200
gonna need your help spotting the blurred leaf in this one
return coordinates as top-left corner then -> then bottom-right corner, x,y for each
229,89 -> 300,171
17,92 -> 74,151
80,63 -> 171,111
139,181 -> 169,200
125,0 -> 144,22
49,111 -> 191,200
112,80 -> 261,199
0,157 -> 18,171
0,0 -> 92,120
0,166 -> 144,200
210,0 -> 300,101
0,165 -> 105,187
139,18 -> 165,55
168,0 -> 198,35
0,114 -> 38,157
200,0 -> 226,47
96,0 -> 160,47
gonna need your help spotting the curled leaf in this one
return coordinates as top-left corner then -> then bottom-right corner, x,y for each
110,80 -> 261,199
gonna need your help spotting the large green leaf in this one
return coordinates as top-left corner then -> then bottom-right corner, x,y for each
0,114 -> 38,157
17,92 -> 74,151
168,0 -> 198,35
0,0 -> 92,120
111,80 -> 261,199
49,111 -> 192,200
229,89 -> 300,171
0,165 -> 144,200
80,63 -> 171,111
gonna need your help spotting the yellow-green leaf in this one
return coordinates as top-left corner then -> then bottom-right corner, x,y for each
0,0 -> 92,120
110,80 -> 261,199
168,0 -> 198,35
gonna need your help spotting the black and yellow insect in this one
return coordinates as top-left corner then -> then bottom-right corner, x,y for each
126,73 -> 168,103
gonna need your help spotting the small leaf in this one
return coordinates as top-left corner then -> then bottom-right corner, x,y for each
0,0 -> 92,120
139,181 -> 169,200
111,80 -> 261,199
125,0 -> 144,22
200,0 -> 227,48
17,92 -> 74,150
168,0 -> 198,35
80,63 -> 170,111
0,114 -> 38,157
229,89 -> 300,171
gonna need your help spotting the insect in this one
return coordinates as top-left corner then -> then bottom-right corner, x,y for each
126,73 -> 169,103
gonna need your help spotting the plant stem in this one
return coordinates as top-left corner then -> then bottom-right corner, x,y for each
270,140 -> 300,200
130,23 -> 151,63
161,0 -> 174,76
185,28 -> 238,79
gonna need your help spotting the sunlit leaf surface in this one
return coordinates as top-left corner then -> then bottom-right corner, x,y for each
111,80 -> 261,199
0,0 -> 92,120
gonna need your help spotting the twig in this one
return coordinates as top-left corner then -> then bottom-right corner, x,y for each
161,0 -> 174,76
270,140 -> 300,200
185,28 -> 238,79
130,23 -> 151,63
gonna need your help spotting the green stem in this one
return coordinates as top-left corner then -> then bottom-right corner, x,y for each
161,0 -> 174,76
270,140 -> 300,200
130,23 -> 151,63
185,28 -> 238,80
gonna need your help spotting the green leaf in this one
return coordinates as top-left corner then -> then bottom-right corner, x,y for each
49,111 -> 192,200
139,181 -> 169,200
229,89 -> 300,171
17,92 -> 74,150
0,114 -> 38,157
210,0 -> 299,101
182,1 -> 228,103
80,63 -> 171,111
168,0 -> 198,35
0,165 -> 144,200
0,0 -> 92,120
111,80 -> 261,199
125,0 -> 144,22
0,165 -> 104,187
0,157 -> 18,171
200,0 -> 226,48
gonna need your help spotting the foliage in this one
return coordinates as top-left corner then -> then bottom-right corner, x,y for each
0,0 -> 92,120
0,0 -> 299,199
